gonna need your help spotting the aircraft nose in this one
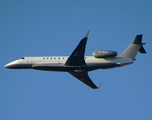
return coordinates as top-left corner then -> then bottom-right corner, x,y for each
4,64 -> 10,68
4,62 -> 15,68
4,60 -> 20,69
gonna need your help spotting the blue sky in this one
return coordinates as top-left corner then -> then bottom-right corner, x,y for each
1,0 -> 152,120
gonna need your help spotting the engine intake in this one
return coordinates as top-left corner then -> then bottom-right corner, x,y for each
93,50 -> 117,58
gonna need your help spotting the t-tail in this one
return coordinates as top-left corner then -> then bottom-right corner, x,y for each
118,34 -> 146,59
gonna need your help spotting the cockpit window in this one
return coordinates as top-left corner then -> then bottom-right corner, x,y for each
21,57 -> 25,59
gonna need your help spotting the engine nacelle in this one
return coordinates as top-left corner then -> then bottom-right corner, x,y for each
93,50 -> 117,58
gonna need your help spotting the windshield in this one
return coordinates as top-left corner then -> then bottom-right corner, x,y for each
20,57 -> 25,59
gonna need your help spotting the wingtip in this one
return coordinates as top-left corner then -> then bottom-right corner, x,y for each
97,83 -> 102,89
85,30 -> 90,38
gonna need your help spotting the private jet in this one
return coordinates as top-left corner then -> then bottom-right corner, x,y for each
4,31 -> 146,89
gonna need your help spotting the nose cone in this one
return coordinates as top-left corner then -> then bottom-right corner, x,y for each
4,60 -> 20,69
4,64 -> 10,68
4,63 -> 15,68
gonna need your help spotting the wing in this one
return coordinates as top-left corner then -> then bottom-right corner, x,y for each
65,30 -> 90,66
69,71 -> 102,89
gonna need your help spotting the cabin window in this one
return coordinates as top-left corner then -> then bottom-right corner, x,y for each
43,58 -> 45,59
47,58 -> 49,59
63,57 -> 64,59
58,57 -> 60,59
54,58 -> 56,59
50,58 -> 52,59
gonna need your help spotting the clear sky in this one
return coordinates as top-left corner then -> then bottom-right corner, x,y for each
1,0 -> 152,120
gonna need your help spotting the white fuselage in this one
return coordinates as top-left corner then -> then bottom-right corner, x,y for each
4,56 -> 134,72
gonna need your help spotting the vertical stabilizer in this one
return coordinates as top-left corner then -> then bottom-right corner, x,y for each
118,34 -> 146,59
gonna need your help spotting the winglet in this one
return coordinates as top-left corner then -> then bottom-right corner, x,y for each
97,83 -> 102,89
85,30 -> 90,38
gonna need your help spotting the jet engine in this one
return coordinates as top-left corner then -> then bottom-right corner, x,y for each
93,50 -> 117,58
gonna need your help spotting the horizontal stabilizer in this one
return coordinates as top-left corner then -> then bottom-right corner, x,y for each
139,44 -> 146,53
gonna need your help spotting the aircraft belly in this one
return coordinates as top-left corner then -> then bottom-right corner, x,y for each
86,63 -> 120,69
32,63 -> 87,72
32,63 -> 120,72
